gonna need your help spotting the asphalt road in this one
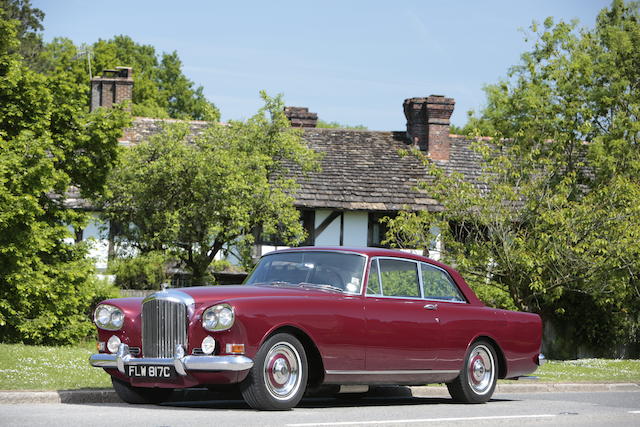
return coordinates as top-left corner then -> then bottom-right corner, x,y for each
1,389 -> 639,427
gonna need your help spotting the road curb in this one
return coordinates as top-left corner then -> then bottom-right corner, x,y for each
1,383 -> 638,405
411,382 -> 640,397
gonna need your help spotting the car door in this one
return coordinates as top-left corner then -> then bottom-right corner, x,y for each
364,257 -> 441,371
419,262 -> 471,371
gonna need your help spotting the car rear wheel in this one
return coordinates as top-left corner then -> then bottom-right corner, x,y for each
111,377 -> 173,404
447,340 -> 497,403
241,333 -> 308,410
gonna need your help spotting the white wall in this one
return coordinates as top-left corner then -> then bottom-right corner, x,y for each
314,209 -> 341,246
67,213 -> 110,272
84,213 -> 110,271
343,211 -> 368,247
314,210 -> 368,247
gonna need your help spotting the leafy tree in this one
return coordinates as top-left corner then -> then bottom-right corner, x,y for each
383,0 -> 640,357
40,35 -> 220,121
107,251 -> 169,290
100,92 -> 320,285
316,119 -> 367,130
0,0 -> 44,68
5,2 -> 219,119
450,111 -> 497,137
0,15 -> 126,344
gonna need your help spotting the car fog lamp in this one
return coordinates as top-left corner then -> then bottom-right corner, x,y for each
201,336 -> 216,355
107,335 -> 121,353
202,304 -> 234,331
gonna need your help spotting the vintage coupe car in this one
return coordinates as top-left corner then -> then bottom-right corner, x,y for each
90,247 -> 544,410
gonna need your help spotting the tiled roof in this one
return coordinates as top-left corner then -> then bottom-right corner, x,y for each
289,129 -> 482,212
65,118 -> 484,212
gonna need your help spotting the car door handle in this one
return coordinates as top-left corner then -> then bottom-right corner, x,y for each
424,303 -> 438,310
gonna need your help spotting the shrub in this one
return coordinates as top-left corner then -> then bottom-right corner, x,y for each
108,251 -> 169,290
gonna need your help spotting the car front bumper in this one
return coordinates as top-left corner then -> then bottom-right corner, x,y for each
89,343 -> 254,376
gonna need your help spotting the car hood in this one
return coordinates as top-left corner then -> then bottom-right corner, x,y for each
175,284 -> 344,306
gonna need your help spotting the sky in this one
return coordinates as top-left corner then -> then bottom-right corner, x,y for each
33,0 -> 611,130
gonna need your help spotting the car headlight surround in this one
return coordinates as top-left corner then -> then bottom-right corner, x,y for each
94,304 -> 125,331
202,303 -> 235,331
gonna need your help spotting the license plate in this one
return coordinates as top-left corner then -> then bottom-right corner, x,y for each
127,365 -> 175,379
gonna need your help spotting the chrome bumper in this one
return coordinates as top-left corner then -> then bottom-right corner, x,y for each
89,343 -> 254,376
536,353 -> 546,366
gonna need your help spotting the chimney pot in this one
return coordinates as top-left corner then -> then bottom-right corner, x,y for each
284,106 -> 318,128
90,67 -> 133,112
403,95 -> 454,161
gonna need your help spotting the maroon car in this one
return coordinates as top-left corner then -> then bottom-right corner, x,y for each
90,247 -> 544,410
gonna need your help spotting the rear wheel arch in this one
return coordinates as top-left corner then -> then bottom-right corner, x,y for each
471,335 -> 507,379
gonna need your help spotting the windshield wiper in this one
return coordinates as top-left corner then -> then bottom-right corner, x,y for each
267,281 -> 293,287
298,282 -> 344,293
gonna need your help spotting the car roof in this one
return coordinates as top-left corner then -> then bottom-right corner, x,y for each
261,246 -> 484,306
267,246 -> 449,268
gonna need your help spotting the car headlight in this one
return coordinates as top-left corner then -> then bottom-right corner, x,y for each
202,304 -> 235,331
94,304 -> 125,330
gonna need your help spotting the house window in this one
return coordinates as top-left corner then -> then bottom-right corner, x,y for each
367,212 -> 396,247
256,209 -> 315,246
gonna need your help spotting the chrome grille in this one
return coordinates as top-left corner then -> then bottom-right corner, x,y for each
142,298 -> 188,358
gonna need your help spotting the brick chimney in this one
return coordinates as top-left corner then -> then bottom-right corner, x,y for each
284,106 -> 318,128
403,95 -> 455,161
90,67 -> 133,111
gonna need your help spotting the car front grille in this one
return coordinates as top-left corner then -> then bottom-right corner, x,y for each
142,297 -> 188,358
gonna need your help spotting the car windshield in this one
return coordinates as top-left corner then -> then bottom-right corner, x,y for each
245,251 -> 366,294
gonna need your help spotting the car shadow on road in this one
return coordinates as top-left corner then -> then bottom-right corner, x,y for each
153,386 -> 515,411
74,386 -> 514,411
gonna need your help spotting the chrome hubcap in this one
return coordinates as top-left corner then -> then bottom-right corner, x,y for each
467,344 -> 495,395
264,342 -> 301,400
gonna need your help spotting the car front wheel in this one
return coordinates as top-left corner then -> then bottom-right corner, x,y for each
447,340 -> 498,403
241,333 -> 308,410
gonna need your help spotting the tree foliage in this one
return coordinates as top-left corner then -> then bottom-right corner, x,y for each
100,92 -> 320,285
316,119 -> 367,130
0,0 -> 44,68
384,0 -> 640,356
39,35 -> 220,121
3,0 -> 219,121
107,251 -> 170,290
0,14 -> 125,344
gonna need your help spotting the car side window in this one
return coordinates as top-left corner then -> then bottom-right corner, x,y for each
366,259 -> 382,295
421,263 -> 465,302
378,259 -> 420,298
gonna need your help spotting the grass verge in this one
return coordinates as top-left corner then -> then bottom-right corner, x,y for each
0,342 -> 112,390
0,343 -> 638,390
533,358 -> 640,383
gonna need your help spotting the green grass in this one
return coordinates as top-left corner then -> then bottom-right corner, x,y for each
0,342 -> 112,390
533,358 -> 640,383
0,343 -> 638,390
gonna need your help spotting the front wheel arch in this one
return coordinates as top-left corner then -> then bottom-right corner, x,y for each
262,325 -> 325,389
241,332 -> 308,410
